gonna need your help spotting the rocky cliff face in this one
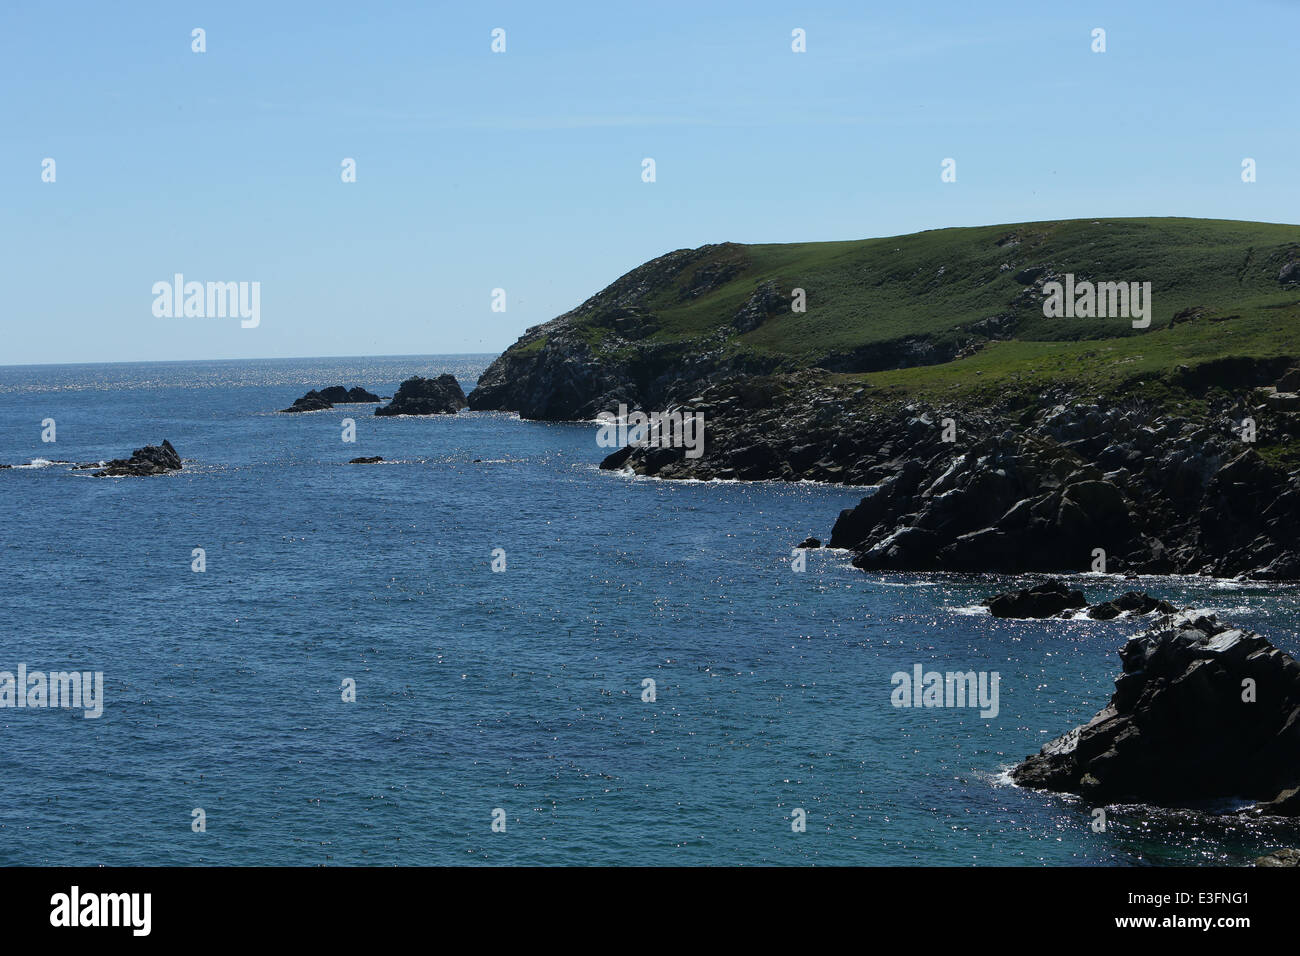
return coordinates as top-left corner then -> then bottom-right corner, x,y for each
1012,612 -> 1300,813
597,365 -> 1300,578
827,395 -> 1300,579
467,244 -> 788,419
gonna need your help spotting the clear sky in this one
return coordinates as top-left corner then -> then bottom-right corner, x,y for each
4,0 -> 1299,365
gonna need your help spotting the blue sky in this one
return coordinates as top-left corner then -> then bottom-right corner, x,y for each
4,0 -> 1299,365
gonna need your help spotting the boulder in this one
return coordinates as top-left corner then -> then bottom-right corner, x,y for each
796,537 -> 821,549
375,375 -> 467,416
984,579 -> 1086,618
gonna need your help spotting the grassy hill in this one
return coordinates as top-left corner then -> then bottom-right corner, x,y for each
469,217 -> 1300,419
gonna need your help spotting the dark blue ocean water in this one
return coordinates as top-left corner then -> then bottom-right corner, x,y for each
2,355 -> 1299,866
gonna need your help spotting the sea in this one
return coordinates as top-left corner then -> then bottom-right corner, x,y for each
1,354 -> 1297,866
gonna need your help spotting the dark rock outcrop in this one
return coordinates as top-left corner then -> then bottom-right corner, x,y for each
375,375 -> 466,416
93,440 -> 182,477
982,583 -> 1177,620
1086,591 -> 1176,620
796,537 -> 821,549
281,389 -> 333,413
321,386 -> 381,404
282,385 -> 381,412
1012,612 -> 1300,812
828,403 -> 1300,579
985,580 -> 1086,618
591,369 -> 1300,579
348,456 -> 384,464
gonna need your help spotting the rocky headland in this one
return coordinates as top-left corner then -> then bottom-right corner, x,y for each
468,218 -> 1300,580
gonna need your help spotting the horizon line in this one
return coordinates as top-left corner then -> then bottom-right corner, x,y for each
0,351 -> 503,371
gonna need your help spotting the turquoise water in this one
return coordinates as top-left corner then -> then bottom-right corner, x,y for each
1,355 -> 1298,865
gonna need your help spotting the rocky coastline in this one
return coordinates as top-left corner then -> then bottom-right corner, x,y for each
464,221 -> 1300,582
553,362 -> 1300,580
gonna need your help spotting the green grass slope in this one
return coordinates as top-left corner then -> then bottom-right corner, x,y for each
575,216 -> 1300,365
474,217 -> 1300,426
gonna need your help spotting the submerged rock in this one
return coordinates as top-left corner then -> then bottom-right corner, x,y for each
375,375 -> 466,416
93,440 -> 182,477
1012,612 -> 1300,811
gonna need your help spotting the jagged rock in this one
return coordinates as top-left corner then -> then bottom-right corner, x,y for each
375,375 -> 466,416
1013,612 -> 1300,810
796,537 -> 821,549
732,281 -> 784,333
348,456 -> 383,464
281,390 -> 333,413
984,580 -> 1086,618
93,440 -> 182,477
320,386 -> 381,403
282,385 -> 381,412
1086,591 -> 1177,620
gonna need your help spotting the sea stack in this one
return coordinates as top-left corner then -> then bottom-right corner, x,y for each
375,374 -> 466,416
